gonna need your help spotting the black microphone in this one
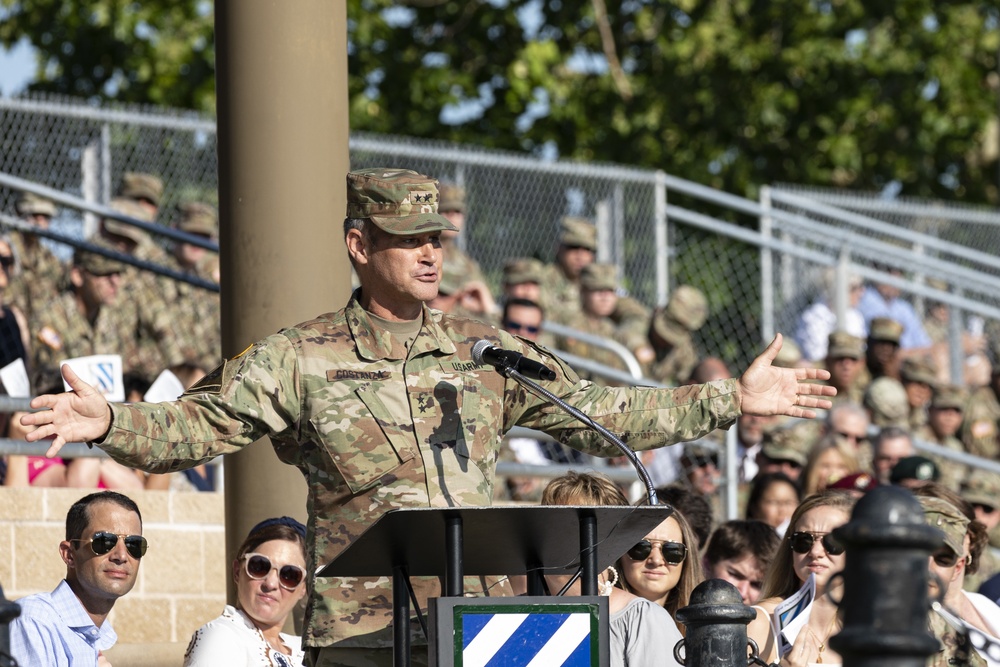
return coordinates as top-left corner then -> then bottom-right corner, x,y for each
472,340 -> 557,381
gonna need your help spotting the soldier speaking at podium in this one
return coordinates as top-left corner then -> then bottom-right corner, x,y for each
22,168 -> 835,667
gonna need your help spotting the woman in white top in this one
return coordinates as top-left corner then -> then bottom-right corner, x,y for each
185,517 -> 308,667
747,490 -> 856,666
541,472 -> 683,667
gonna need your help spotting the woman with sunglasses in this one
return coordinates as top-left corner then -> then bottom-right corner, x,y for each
747,490 -> 855,666
540,472 -> 683,667
617,508 -> 702,633
185,517 -> 308,667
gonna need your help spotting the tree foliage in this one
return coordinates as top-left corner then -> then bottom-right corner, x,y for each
4,0 -> 999,202
346,0 -> 1000,202
0,0 -> 215,111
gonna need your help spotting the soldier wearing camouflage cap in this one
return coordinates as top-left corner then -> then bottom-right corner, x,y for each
866,316 -> 903,381
647,285 -> 707,385
916,384 -> 969,491
30,236 -> 134,378
99,198 -> 189,380
502,257 -> 544,304
165,201 -> 222,374
119,171 -> 164,218
8,192 -> 66,325
823,330 -> 867,405
963,469 -> 1000,554
537,216 -> 597,326
557,263 -> 634,381
435,182 -> 488,308
900,356 -> 938,432
21,167 -> 836,664
863,376 -> 910,429
961,364 -> 1000,462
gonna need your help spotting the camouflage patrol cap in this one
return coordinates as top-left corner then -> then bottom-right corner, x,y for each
503,258 -> 544,286
120,172 -> 164,206
178,202 -> 218,237
345,168 -> 458,235
438,183 -> 466,213
437,269 -> 462,296
74,237 -> 124,276
559,216 -> 597,251
827,331 -> 864,359
962,469 -> 1000,509
681,441 -> 719,466
900,356 -> 938,387
918,495 -> 969,557
666,285 -> 708,331
760,427 -> 808,467
868,317 -> 903,344
863,377 -> 909,428
16,192 -> 56,217
579,263 -> 618,291
102,198 -> 153,244
931,384 -> 967,410
773,338 -> 802,368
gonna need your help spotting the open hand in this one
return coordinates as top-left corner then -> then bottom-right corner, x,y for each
19,365 -> 112,458
739,334 -> 835,418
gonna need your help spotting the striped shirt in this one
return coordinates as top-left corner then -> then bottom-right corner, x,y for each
9,579 -> 117,666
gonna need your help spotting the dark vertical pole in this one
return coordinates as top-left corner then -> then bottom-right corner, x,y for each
214,0 -> 350,609
829,485 -> 941,666
0,583 -> 19,667
580,512 -> 598,596
393,567 -> 411,667
675,579 -> 756,666
445,514 -> 464,597
527,564 -> 545,596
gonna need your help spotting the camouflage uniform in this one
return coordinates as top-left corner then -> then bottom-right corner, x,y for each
437,184 -> 487,298
961,382 -> 1000,461
916,385 -> 970,492
101,198 -> 187,379
31,250 -> 132,376
647,286 -> 708,386
538,217 -> 595,325
7,193 -> 66,325
163,202 -> 222,372
92,168 -> 744,652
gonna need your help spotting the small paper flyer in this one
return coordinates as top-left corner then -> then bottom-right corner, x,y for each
60,354 -> 125,403
0,357 -> 30,397
773,573 -> 816,658
143,369 -> 184,403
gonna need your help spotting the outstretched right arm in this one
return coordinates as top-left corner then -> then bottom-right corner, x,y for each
20,364 -> 112,458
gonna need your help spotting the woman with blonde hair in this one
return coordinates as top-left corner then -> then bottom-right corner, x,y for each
617,504 -> 703,633
747,490 -> 856,666
800,436 -> 860,497
540,471 -> 682,667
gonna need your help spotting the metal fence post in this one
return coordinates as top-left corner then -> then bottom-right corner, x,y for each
829,485 -> 941,667
674,579 -> 756,666
654,170 -> 669,307
0,582 -> 20,667
759,185 -> 774,342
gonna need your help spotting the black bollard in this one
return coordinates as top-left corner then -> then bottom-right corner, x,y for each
674,578 -> 757,666
829,485 -> 941,667
0,581 -> 20,667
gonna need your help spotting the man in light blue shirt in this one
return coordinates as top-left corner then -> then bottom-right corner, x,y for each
857,269 -> 932,350
10,490 -> 146,666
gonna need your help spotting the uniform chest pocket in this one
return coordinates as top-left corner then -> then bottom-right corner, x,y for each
421,375 -> 486,465
307,382 -> 414,495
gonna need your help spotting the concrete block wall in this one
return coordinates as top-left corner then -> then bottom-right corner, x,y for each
0,486 -> 228,646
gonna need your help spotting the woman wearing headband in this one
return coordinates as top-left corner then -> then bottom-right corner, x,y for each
747,490 -> 856,666
617,504 -> 702,634
185,517 -> 308,667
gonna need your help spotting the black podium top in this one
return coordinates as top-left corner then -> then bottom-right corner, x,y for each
318,505 -> 673,578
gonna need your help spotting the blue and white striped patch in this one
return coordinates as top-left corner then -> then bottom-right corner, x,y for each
461,612 -> 592,667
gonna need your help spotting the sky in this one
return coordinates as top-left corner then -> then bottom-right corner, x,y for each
0,38 -> 36,96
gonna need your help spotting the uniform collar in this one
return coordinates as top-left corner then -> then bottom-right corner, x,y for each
346,291 -> 457,361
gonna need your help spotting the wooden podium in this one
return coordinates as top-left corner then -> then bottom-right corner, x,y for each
319,504 -> 673,666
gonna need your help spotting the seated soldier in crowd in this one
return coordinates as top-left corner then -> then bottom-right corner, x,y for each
917,384 -> 970,491
823,330 -> 868,406
866,317 -> 904,381
900,356 -> 938,432
9,192 -> 66,326
864,376 -> 910,431
646,285 -> 708,386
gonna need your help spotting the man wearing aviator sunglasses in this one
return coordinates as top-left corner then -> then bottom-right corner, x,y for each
10,491 -> 145,666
